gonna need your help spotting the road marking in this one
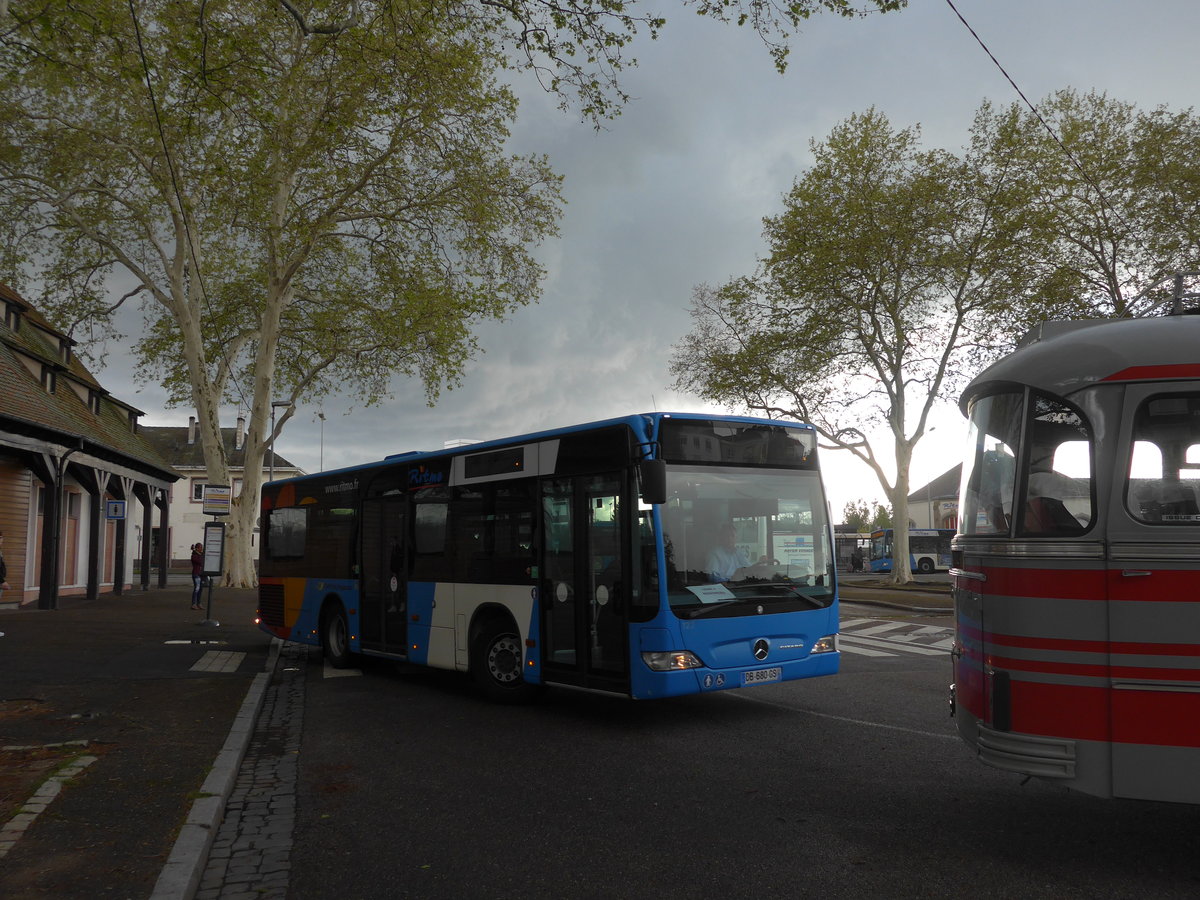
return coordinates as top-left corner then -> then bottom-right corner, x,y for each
322,661 -> 362,678
731,693 -> 958,740
191,651 -> 246,673
839,634 -> 947,656
853,622 -> 909,635
839,643 -> 895,657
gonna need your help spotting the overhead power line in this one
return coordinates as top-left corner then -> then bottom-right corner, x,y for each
943,0 -> 1127,233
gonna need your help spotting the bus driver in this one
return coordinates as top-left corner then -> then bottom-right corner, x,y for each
707,522 -> 751,583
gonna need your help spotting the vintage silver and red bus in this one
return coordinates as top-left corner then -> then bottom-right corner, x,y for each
950,310 -> 1200,802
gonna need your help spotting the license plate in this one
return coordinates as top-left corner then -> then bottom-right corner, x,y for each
742,667 -> 782,686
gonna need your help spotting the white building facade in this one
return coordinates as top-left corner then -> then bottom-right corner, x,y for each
141,417 -> 303,567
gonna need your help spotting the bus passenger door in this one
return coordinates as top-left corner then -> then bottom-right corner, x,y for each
360,494 -> 408,655
1107,384 -> 1200,802
540,474 -> 630,693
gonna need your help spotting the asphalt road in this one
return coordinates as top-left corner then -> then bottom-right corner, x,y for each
284,611 -> 1200,900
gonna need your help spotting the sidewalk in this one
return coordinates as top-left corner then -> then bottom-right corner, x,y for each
838,575 -> 954,612
0,573 -> 946,898
0,584 -> 273,899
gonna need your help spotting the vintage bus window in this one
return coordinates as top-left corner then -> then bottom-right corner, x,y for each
1019,395 -> 1093,536
1127,393 -> 1200,525
958,392 -> 1021,536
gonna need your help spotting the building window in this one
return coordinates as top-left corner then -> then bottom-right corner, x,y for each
192,480 -> 207,502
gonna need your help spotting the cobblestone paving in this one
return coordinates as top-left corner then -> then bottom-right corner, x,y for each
197,643 -> 307,900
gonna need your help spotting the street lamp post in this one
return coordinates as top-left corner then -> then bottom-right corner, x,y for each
318,411 -> 325,472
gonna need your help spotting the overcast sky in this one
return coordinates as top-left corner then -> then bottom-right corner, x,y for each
106,0 -> 1200,517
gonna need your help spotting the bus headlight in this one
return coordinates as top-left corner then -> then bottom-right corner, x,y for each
642,650 -> 704,671
811,634 -> 838,654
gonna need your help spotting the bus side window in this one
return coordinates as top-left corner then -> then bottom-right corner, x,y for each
411,489 -> 450,581
1127,393 -> 1200,525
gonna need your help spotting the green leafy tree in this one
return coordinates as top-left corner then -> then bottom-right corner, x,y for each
467,0 -> 905,122
971,89 -> 1200,314
841,499 -> 890,532
0,1 -> 565,585
670,108 -> 1074,583
0,0 -> 904,586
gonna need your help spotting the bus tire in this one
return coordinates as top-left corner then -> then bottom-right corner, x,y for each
471,617 -> 539,703
917,557 -> 935,574
321,602 -> 352,668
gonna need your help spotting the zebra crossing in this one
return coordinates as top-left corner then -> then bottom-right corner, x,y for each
839,618 -> 954,658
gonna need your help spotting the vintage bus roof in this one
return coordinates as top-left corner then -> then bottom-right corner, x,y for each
961,313 -> 1200,411
266,410 -> 817,487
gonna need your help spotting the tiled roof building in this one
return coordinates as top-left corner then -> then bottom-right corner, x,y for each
141,419 -> 302,567
0,283 -> 178,607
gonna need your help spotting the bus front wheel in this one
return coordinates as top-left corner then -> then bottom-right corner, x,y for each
471,619 -> 539,703
322,603 -> 352,668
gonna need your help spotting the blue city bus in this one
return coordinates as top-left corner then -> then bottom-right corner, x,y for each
257,412 -> 839,700
869,527 -> 954,574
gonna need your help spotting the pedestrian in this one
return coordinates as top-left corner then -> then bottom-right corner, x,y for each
0,530 -> 10,600
190,542 -> 203,610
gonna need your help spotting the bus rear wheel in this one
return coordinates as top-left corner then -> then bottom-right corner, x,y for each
917,557 -> 935,574
471,619 -> 539,703
322,603 -> 352,668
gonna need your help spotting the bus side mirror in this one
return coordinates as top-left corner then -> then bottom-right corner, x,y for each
639,459 -> 666,506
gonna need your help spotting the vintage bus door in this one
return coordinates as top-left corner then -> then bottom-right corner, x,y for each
540,473 -> 630,693
360,493 -> 409,655
1106,383 -> 1200,803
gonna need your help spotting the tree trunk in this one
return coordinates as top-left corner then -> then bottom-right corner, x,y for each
890,439 -> 914,585
223,487 -> 260,588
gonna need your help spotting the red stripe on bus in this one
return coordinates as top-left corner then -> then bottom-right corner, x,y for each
992,655 -> 1200,683
1108,568 -> 1200,602
1112,690 -> 1200,746
957,622 -> 1200,658
957,567 -> 1199,602
1010,681 -> 1108,742
1008,681 -> 1200,747
1101,364 -> 1200,382
964,566 -> 1106,601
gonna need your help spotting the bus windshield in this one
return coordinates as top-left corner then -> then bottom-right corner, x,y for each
657,464 -> 833,618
